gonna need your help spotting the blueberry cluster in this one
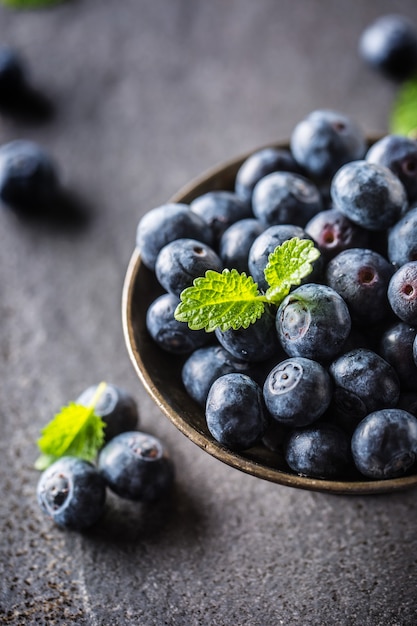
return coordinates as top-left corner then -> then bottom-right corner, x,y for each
137,109 -> 417,482
37,384 -> 175,530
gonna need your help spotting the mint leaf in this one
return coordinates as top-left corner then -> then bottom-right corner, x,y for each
34,453 -> 58,471
390,76 -> 417,137
35,382 -> 107,470
0,0 -> 64,7
174,237 -> 319,332
174,269 -> 266,332
264,237 -> 320,302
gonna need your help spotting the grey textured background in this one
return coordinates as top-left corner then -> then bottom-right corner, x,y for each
1,1 -> 417,625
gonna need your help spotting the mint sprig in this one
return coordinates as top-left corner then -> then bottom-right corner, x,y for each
35,382 -> 107,470
390,76 -> 417,137
174,237 -> 320,332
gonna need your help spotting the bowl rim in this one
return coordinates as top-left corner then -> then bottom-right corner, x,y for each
122,140 -> 417,496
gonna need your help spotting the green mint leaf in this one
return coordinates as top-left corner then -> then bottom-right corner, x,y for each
174,269 -> 266,332
264,237 -> 320,303
390,76 -> 417,137
35,382 -> 107,470
0,0 -> 64,8
34,453 -> 58,471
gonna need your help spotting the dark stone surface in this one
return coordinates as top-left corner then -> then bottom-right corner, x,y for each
1,1 -> 417,624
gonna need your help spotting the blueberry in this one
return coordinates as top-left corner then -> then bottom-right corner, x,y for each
205,373 -> 268,450
98,431 -> 175,501
261,419 -> 290,453
136,203 -> 212,271
351,409 -> 417,479
235,147 -> 302,204
304,208 -> 369,260
0,46 -> 26,94
331,160 -> 408,231
215,308 -> 281,363
398,391 -> 417,417
379,322 -> 417,392
252,171 -> 322,228
181,345 -> 251,407
155,237 -> 223,297
37,457 -> 106,530
367,135 -> 417,203
248,224 -> 322,291
276,283 -> 351,362
359,14 -> 417,81
387,261 -> 417,325
263,357 -> 332,427
290,109 -> 366,181
325,248 -> 394,325
284,424 -> 352,479
146,293 -> 209,354
219,218 -> 264,274
329,349 -> 400,424
387,205 -> 417,268
0,140 -> 59,213
76,383 -> 139,442
190,190 -> 252,243
414,333 -> 417,367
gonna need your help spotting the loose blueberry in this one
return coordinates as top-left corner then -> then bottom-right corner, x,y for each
325,248 -> 394,325
351,409 -> 417,479
0,140 -> 59,213
263,357 -> 332,427
155,237 -> 223,297
205,373 -> 268,451
387,261 -> 417,325
146,293 -> 209,354
76,383 -> 139,442
276,283 -> 351,362
290,109 -> 366,181
331,160 -> 408,231
359,14 -> 417,81
136,203 -> 212,271
284,424 -> 352,479
98,431 -> 175,501
37,457 -> 106,530
0,46 -> 26,94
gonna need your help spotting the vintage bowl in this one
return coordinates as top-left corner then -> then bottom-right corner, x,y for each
122,141 -> 417,495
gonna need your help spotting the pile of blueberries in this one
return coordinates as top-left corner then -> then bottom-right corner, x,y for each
137,108 -> 417,483
36,384 -> 175,530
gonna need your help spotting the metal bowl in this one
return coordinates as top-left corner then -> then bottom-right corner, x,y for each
122,143 -> 417,495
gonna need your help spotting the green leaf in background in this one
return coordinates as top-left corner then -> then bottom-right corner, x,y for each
390,75 -> 417,137
0,0 -> 64,8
